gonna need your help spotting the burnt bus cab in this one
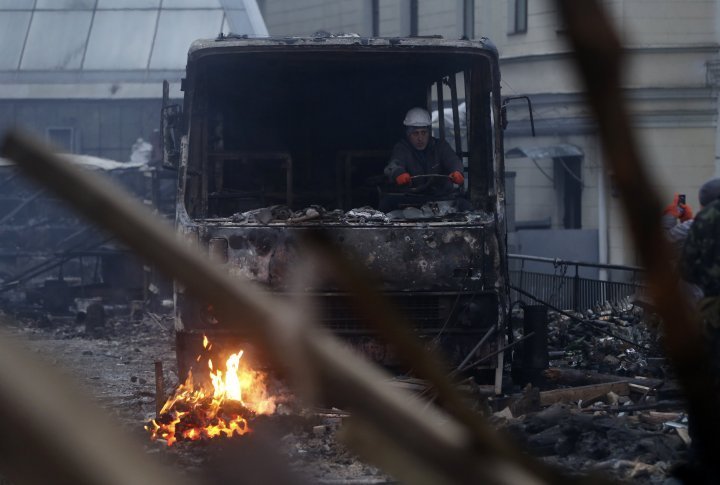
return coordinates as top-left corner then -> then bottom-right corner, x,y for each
163,35 -> 509,392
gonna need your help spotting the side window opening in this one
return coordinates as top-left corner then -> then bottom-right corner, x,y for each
431,70 -> 470,184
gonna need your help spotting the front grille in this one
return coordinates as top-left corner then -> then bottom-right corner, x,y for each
320,294 -> 448,331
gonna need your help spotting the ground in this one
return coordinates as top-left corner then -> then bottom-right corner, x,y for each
1,306 -> 690,484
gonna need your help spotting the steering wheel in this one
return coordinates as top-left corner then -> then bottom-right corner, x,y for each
408,174 -> 449,193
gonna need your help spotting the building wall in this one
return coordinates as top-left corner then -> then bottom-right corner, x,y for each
417,1 -> 457,38
378,1 -> 402,37
0,99 -> 162,162
494,0 -> 719,265
261,0 -> 367,36
262,1 -> 464,38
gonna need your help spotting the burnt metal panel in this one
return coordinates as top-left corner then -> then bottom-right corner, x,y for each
201,223 -> 498,292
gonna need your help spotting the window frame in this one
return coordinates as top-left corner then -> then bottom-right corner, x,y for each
507,0 -> 528,35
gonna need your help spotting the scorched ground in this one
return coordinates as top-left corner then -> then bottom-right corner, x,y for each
1,307 -> 690,484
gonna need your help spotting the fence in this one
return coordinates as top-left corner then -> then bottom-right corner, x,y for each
508,254 -> 645,311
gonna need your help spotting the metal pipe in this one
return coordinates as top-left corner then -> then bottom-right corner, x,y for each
454,324 -> 496,372
457,332 -> 535,373
436,79 -> 445,143
508,253 -> 644,272
0,188 -> 43,225
449,73 -> 463,156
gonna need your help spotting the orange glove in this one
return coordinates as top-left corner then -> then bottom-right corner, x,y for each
663,193 -> 693,221
449,171 -> 464,185
395,172 -> 411,186
679,203 -> 693,222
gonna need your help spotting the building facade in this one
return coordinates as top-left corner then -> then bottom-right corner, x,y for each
257,0 -> 719,267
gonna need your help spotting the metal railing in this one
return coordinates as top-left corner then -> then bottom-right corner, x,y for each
508,254 -> 645,311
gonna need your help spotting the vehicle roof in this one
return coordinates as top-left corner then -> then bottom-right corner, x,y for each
187,35 -> 498,62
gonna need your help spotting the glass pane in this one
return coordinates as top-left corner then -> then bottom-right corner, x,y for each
35,0 -> 95,8
161,0 -> 220,8
225,8 -> 253,35
516,0 -> 528,33
97,0 -> 160,7
0,0 -> 35,8
0,12 -> 31,69
21,11 -> 92,70
150,10 -> 224,69
84,10 -> 157,69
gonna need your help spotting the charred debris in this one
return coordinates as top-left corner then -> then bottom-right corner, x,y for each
0,152 -> 175,324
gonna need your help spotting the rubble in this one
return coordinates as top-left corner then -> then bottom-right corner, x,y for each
496,299 -> 692,483
540,299 -> 664,377
225,200 -> 483,226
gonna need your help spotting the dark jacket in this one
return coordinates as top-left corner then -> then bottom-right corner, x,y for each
384,137 -> 463,195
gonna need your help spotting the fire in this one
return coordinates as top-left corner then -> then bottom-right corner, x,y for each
146,336 -> 276,446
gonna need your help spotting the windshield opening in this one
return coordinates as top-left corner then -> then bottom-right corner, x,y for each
185,50 -> 494,221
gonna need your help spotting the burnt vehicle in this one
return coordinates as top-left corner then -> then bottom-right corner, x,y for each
163,34 -> 509,391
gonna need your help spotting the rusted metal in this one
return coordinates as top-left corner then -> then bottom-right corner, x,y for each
173,37 -> 508,390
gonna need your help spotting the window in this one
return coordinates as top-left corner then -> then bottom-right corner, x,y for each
21,11 -> 93,69
84,10 -> 157,69
508,0 -> 527,35
46,127 -> 74,153
553,156 -> 583,229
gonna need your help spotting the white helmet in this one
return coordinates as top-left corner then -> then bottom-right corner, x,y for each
403,107 -> 432,127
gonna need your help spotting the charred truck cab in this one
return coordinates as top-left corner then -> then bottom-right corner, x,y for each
164,35 -> 509,391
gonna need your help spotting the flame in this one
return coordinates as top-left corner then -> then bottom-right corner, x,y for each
146,336 -> 276,446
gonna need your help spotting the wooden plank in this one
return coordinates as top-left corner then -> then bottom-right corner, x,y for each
540,381 -> 630,406
543,367 -> 663,388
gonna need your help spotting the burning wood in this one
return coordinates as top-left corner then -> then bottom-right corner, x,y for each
146,336 -> 276,446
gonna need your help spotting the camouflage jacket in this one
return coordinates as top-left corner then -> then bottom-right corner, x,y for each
682,199 -> 720,297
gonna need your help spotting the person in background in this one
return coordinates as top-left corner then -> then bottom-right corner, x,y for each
661,192 -> 701,302
669,178 -> 720,484
662,193 -> 694,252
663,179 -> 720,302
681,178 -> 720,308
380,107 -> 466,212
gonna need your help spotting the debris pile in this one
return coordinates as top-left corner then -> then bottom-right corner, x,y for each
494,403 -> 686,482
226,200 -> 485,225
542,299 -> 665,377
499,300 -> 692,482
